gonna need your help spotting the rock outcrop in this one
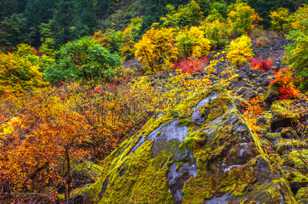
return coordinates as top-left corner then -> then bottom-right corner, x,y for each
67,86 -> 307,204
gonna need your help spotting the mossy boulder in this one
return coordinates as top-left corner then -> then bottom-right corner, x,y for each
66,90 -> 304,204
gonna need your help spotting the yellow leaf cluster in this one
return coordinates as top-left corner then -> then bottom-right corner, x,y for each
227,2 -> 261,35
134,28 -> 178,73
270,8 -> 290,33
201,19 -> 230,47
176,26 -> 211,59
0,48 -> 47,93
227,35 -> 254,66
288,4 -> 308,32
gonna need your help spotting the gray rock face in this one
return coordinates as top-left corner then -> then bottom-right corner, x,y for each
129,120 -> 188,155
205,194 -> 233,204
147,120 -> 189,156
192,92 -> 218,124
168,161 -> 197,204
149,120 -> 188,142
130,120 -> 196,204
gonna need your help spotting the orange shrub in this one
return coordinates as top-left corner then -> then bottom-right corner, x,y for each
250,58 -> 273,71
174,57 -> 208,74
271,68 -> 300,99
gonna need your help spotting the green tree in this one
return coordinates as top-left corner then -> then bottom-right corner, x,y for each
285,4 -> 308,90
0,14 -> 29,50
0,44 -> 47,93
24,0 -> 55,46
160,0 -> 203,27
51,0 -> 80,45
141,0 -> 189,27
51,0 -> 97,46
44,37 -> 120,83
0,0 -> 27,20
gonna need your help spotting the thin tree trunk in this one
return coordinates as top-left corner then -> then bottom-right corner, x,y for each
64,147 -> 71,204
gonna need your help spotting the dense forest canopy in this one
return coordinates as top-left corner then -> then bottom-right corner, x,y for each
0,0 -> 307,203
0,0 -> 307,49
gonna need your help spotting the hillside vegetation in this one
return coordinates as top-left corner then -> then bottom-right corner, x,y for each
0,0 -> 307,203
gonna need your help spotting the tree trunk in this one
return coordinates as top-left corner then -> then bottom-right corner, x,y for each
64,147 -> 71,204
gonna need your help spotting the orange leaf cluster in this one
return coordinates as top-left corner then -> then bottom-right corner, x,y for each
242,96 -> 264,116
242,96 -> 264,133
271,68 -> 300,99
250,58 -> 273,71
174,57 -> 208,74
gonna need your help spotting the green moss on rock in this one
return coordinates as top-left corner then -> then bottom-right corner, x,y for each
66,89 -> 303,203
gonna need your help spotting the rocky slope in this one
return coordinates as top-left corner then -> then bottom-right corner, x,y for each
67,90 -> 307,203
64,35 -> 308,204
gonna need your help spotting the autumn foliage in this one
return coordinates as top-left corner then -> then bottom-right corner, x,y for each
271,68 -> 300,99
0,45 -> 47,93
250,58 -> 273,71
174,57 -> 208,74
227,35 -> 254,66
0,1 -> 307,203
242,96 -> 264,133
0,90 -> 91,198
134,28 -> 178,73
175,26 -> 211,59
227,1 -> 261,36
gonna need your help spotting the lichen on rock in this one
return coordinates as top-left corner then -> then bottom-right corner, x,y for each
66,88 -> 306,204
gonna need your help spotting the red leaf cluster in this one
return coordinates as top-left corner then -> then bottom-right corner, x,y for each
271,68 -> 300,99
241,96 -> 264,115
94,85 -> 103,94
250,58 -> 273,71
174,57 -> 209,74
278,86 -> 300,99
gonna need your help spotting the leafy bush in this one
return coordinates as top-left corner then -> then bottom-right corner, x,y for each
271,68 -> 300,99
44,37 -> 120,83
121,17 -> 144,61
160,0 -> 203,28
227,1 -> 261,36
175,26 -> 211,58
0,47 -> 46,93
285,31 -> 308,90
288,4 -> 308,32
270,8 -> 290,33
211,1 -> 229,16
174,57 -> 208,74
134,28 -> 178,73
201,18 -> 230,48
39,21 -> 57,57
250,58 -> 273,71
92,29 -> 124,53
285,5 -> 308,90
227,35 -> 254,66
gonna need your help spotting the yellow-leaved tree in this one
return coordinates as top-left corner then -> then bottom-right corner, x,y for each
134,28 -> 178,73
227,35 -> 254,66
175,26 -> 211,59
0,45 -> 47,93
227,1 -> 260,36
120,17 -> 143,61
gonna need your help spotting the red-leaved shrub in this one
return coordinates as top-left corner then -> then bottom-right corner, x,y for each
94,85 -> 104,94
278,86 -> 300,100
250,58 -> 273,71
174,57 -> 208,74
271,68 -> 300,99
